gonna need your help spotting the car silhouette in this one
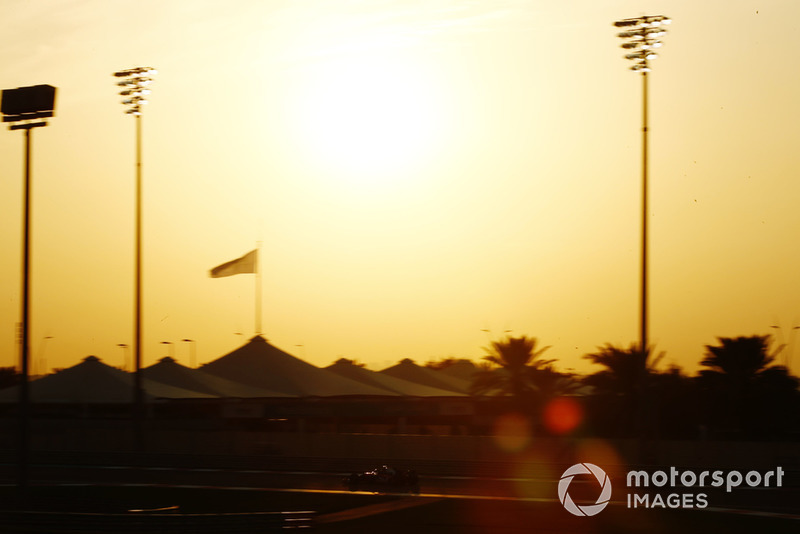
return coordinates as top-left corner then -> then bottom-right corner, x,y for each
343,465 -> 420,493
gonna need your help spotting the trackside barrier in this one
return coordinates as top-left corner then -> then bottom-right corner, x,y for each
3,450 -> 555,477
0,509 -> 315,533
3,451 -> 798,483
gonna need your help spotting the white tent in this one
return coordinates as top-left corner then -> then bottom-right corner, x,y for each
0,355 -> 214,404
200,336 -> 399,397
379,359 -> 472,394
434,359 -> 480,383
143,356 -> 292,398
326,359 -> 465,396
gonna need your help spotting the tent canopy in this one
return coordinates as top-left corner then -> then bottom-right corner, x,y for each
379,359 -> 471,394
326,359 -> 465,397
0,355 -> 214,404
201,336 -> 398,397
143,357 -> 293,398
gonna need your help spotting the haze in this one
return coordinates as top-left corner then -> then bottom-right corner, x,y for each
1,1 -> 799,376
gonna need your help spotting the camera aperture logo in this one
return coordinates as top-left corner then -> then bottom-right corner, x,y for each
558,463 -> 612,516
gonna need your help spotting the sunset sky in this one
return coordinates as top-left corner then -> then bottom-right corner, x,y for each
1,1 -> 799,377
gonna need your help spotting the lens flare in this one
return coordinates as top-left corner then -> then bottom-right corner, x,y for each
543,397 -> 583,435
491,412 -> 533,453
573,439 -> 628,482
508,449 -> 561,500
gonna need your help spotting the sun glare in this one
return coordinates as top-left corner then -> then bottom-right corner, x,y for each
289,53 -> 446,187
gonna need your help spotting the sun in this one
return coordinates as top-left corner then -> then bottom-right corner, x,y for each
288,52 -> 446,187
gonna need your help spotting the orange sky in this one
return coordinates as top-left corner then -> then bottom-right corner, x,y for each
1,1 -> 799,377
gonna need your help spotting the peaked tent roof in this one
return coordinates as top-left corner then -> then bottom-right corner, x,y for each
434,359 -> 480,383
200,336 -> 399,397
0,356 -> 215,404
143,357 -> 293,398
379,359 -> 472,394
325,360 -> 465,396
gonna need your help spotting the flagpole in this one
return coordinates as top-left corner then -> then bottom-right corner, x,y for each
208,248 -> 260,335
255,242 -> 262,336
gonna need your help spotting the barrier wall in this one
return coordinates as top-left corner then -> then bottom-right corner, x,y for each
0,418 -> 796,469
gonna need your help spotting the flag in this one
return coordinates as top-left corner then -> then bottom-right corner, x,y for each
209,249 -> 257,278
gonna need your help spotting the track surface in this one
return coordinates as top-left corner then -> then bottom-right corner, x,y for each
1,457 -> 798,533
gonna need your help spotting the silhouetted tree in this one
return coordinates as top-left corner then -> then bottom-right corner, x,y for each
470,335 -> 553,410
528,364 -> 582,399
700,335 -> 778,378
424,357 -> 461,370
582,343 -> 663,438
334,358 -> 366,368
697,335 -> 799,438
583,343 -> 662,396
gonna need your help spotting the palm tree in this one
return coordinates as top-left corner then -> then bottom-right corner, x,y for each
528,364 -> 583,399
583,343 -> 662,396
700,335 -> 777,376
698,335 -> 798,437
582,343 -> 663,438
333,358 -> 366,368
470,335 -> 553,407
424,357 -> 464,370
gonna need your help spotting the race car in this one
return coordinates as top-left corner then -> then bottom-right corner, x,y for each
343,464 -> 420,493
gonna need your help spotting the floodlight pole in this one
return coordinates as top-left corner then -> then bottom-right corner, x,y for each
134,110 -> 144,450
113,67 -> 156,452
640,69 -> 648,360
19,125 -> 32,492
14,122 -> 48,492
614,16 -> 670,454
2,84 -> 56,494
613,15 -> 670,358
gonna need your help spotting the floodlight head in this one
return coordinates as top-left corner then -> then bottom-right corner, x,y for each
114,67 -> 156,77
113,66 -> 156,116
1,84 -> 57,123
614,15 -> 670,72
